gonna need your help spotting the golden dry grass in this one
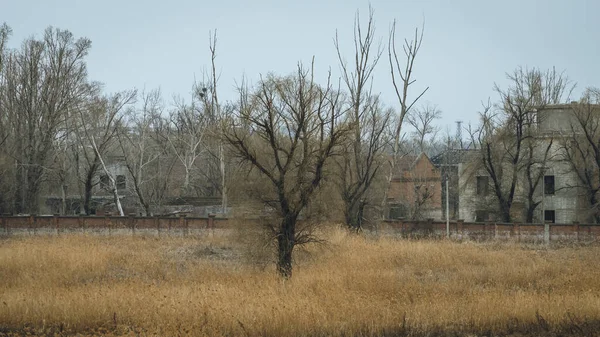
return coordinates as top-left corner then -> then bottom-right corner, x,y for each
1,227 -> 600,336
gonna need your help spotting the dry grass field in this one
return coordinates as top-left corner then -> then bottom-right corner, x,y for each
1,226 -> 600,336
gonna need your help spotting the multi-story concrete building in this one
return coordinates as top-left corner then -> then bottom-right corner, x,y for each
458,103 -> 600,223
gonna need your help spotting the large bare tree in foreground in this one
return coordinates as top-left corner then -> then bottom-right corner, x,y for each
224,63 -> 347,278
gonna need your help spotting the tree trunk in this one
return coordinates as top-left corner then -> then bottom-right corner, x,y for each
83,168 -> 95,215
500,202 -> 511,223
345,199 -> 365,232
14,160 -> 24,214
60,184 -> 67,215
220,142 -> 227,214
277,214 -> 297,279
526,206 -> 535,224
25,165 -> 43,214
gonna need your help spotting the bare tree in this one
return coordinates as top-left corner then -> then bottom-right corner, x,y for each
470,67 -> 573,222
224,63 -> 347,278
0,23 -> 10,73
168,94 -> 208,194
334,6 -> 390,231
75,90 -> 137,215
382,20 -> 429,217
560,88 -> 600,222
117,89 -> 172,216
407,102 -> 441,154
1,27 -> 92,213
0,23 -> 12,212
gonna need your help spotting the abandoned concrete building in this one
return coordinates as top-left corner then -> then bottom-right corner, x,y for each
458,103 -> 600,223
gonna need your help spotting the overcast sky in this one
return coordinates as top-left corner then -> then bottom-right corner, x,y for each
3,0 -> 600,135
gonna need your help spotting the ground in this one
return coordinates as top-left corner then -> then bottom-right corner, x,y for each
0,225 -> 599,336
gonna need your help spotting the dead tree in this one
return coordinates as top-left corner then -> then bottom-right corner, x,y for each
76,90 -> 137,215
334,6 -> 390,231
117,89 -> 172,216
168,94 -> 208,194
224,63 -> 347,278
560,88 -> 600,222
407,103 -> 441,154
471,67 -> 573,222
1,27 -> 92,213
382,20 -> 429,218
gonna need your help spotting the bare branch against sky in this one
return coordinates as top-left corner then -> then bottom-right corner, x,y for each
3,0 -> 599,128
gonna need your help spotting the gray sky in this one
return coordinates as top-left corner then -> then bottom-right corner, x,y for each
3,0 -> 600,134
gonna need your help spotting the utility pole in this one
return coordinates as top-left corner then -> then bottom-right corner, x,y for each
446,173 -> 450,238
445,135 -> 451,238
541,165 -> 549,244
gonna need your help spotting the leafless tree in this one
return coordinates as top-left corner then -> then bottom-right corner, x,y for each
224,63 -> 347,278
334,6 -> 390,231
470,67 -> 573,222
560,88 -> 600,222
118,89 -> 173,216
0,23 -> 12,212
407,102 -> 441,154
0,27 -> 92,214
168,94 -> 208,194
75,90 -> 137,215
382,20 -> 429,217
0,23 -> 9,73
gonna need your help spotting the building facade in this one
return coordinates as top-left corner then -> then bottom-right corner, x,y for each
458,103 -> 598,223
387,153 -> 443,220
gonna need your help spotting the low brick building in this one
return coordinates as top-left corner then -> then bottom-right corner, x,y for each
387,153 -> 442,220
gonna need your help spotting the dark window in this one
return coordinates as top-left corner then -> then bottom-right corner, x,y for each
389,204 -> 407,219
544,210 -> 555,223
544,175 -> 555,195
475,210 -> 489,222
116,175 -> 126,190
476,176 -> 489,196
100,175 -> 109,189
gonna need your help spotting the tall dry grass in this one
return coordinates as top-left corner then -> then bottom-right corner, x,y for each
1,227 -> 600,336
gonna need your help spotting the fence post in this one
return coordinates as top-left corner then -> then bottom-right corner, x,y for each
54,214 -> 60,235
185,215 -> 189,236
29,214 -> 36,236
573,221 -> 580,241
179,214 -> 188,236
544,222 -> 550,245
129,213 -> 136,235
155,216 -> 160,237
105,212 -> 111,236
1,215 -> 6,235
208,214 -> 215,230
483,221 -> 489,239
78,215 -> 84,233
494,222 -> 498,239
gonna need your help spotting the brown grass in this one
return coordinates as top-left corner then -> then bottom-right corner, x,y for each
1,227 -> 600,336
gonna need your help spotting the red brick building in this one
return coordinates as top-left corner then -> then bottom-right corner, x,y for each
387,153 -> 442,220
